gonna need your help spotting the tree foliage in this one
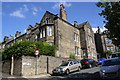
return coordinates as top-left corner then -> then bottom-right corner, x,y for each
96,2 -> 120,47
2,40 -> 56,60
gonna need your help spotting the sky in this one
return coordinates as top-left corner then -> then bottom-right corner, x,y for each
1,2 -> 106,42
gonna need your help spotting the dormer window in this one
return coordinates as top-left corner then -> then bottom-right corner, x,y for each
45,18 -> 50,24
74,21 -> 78,27
26,25 -> 33,34
26,29 -> 31,34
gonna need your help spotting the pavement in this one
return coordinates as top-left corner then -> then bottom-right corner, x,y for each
2,72 -> 51,78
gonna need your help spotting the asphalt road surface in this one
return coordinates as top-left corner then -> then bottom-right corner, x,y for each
3,67 -> 117,80
48,67 -> 100,80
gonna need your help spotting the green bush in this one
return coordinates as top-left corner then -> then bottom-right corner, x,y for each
2,40 -> 56,60
105,50 -> 112,55
36,42 -> 56,56
0,49 -> 4,58
69,53 -> 75,59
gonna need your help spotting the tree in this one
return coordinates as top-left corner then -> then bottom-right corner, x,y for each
96,2 -> 120,47
2,40 -> 56,60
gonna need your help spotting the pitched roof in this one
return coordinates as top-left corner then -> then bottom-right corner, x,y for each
77,21 -> 88,29
44,11 -> 93,31
40,11 -> 58,24
40,11 -> 76,29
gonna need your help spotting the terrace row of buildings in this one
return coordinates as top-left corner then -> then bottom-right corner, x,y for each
0,4 -> 118,60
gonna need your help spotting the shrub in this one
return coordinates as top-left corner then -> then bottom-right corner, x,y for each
2,40 -> 56,60
105,50 -> 112,55
105,50 -> 112,58
69,53 -> 75,59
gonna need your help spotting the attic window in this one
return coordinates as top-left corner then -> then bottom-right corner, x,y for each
45,18 -> 50,24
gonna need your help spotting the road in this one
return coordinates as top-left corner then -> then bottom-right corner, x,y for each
48,67 -> 100,80
2,67 -> 100,80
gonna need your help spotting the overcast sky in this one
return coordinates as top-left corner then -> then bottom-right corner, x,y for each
1,2 -> 105,42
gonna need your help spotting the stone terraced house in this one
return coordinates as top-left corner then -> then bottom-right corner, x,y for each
0,4 -> 97,60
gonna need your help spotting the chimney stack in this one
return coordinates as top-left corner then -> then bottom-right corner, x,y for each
74,21 -> 78,27
29,25 -> 34,28
60,4 -> 65,10
35,23 -> 39,27
97,26 -> 101,34
60,4 -> 67,21
4,36 -> 9,42
15,31 -> 21,37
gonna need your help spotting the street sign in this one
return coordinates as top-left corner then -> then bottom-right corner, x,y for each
35,50 -> 40,56
35,50 -> 40,75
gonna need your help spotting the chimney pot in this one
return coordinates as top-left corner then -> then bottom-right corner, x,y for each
15,31 -> 21,37
97,26 -> 101,34
60,4 -> 67,21
4,36 -> 9,41
36,23 -> 38,25
60,4 -> 65,10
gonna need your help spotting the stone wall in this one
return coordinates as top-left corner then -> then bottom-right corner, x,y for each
14,58 -> 22,76
2,55 -> 76,76
21,56 -> 36,76
56,18 -> 81,59
21,55 -> 73,76
46,56 -> 71,74
2,60 -> 11,74
2,58 -> 22,76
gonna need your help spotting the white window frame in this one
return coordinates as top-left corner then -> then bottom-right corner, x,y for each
35,35 -> 38,41
88,28 -> 90,34
107,46 -> 114,52
105,38 -> 112,43
74,33 -> 78,42
0,45 -> 1,49
40,29 -> 43,38
3,44 -> 5,49
43,28 -> 46,37
47,26 -> 52,36
75,47 -> 80,56
48,42 -> 53,46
